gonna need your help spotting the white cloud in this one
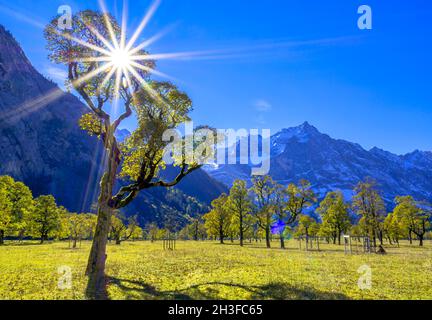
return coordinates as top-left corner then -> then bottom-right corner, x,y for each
254,99 -> 272,112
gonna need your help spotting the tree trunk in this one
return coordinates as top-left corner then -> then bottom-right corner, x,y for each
115,238 -> 121,245
409,231 -> 413,244
0,230 -> 4,245
85,136 -> 119,300
85,204 -> 112,300
419,235 -> 424,247
265,227 -> 271,248
219,225 -> 224,244
40,232 -> 47,244
72,238 -> 77,249
279,231 -> 285,249
239,215 -> 244,247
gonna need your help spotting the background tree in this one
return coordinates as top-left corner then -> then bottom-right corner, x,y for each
317,191 -> 351,245
0,176 -> 34,241
274,180 -> 316,248
227,180 -> 252,247
0,186 -> 12,245
83,213 -> 98,240
146,223 -> 160,242
184,217 -> 206,241
129,224 -> 143,241
352,178 -> 386,248
251,176 -> 276,248
30,195 -> 61,244
383,212 -> 404,246
64,212 -> 90,248
109,213 -> 139,245
125,216 -> 141,242
45,11 -> 207,298
295,215 -> 320,238
203,194 -> 231,244
393,196 -> 431,246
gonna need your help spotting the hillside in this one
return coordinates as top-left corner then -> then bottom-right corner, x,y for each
0,24 -> 226,225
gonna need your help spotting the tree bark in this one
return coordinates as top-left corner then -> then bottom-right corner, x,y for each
72,238 -> 77,249
265,227 -> 271,248
419,236 -> 424,247
40,232 -> 47,244
239,215 -> 244,247
279,233 -> 285,249
219,224 -> 224,244
85,136 -> 119,300
85,203 -> 112,300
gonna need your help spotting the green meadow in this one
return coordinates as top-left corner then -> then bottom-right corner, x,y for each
0,240 -> 431,300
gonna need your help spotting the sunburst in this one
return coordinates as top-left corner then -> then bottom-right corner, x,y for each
58,0 -> 173,102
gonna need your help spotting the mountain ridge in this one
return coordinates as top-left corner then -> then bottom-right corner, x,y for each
205,122 -> 432,207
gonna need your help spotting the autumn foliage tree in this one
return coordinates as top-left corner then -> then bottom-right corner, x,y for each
0,176 -> 34,244
251,176 -> 276,248
352,179 -> 386,248
316,191 -> 351,245
227,180 -> 252,247
274,180 -> 316,248
44,10 -> 205,298
393,196 -> 431,246
30,196 -> 61,244
203,194 -> 231,244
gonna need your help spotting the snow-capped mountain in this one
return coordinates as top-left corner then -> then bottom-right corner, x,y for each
204,122 -> 432,207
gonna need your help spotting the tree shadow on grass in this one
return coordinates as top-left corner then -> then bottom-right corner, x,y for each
107,277 -> 349,300
0,241 -> 43,247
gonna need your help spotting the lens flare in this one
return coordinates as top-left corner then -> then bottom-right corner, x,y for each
109,48 -> 132,69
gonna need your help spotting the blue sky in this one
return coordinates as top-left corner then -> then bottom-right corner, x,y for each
0,0 -> 431,154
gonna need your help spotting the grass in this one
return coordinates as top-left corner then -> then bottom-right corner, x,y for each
0,240 -> 431,300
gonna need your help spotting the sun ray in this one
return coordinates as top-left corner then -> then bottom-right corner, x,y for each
58,30 -> 112,57
128,24 -> 176,56
98,0 -> 120,50
129,61 -> 174,80
83,20 -> 116,52
124,0 -> 161,51
114,66 -> 123,99
129,50 -> 218,61
73,62 -> 114,87
55,0 -> 183,108
98,65 -> 118,94
0,88 -> 65,123
72,56 -> 113,63
125,64 -> 166,104
122,66 -> 134,90
120,0 -> 128,50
